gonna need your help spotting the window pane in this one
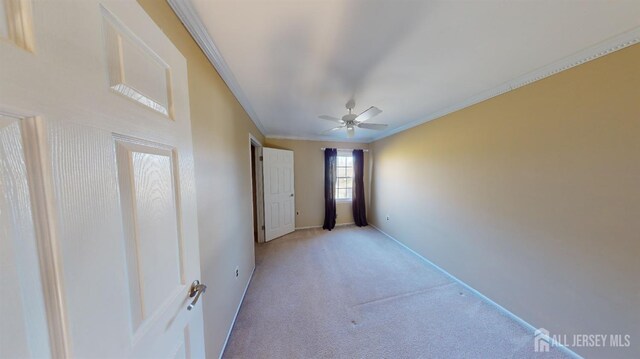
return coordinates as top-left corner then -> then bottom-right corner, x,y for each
337,178 -> 347,189
346,178 -> 352,189
337,167 -> 347,178
337,156 -> 346,166
340,189 -> 348,199
346,167 -> 353,178
346,156 -> 353,166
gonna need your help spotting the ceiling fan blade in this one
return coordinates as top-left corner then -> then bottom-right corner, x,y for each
321,126 -> 345,134
319,115 -> 344,124
357,123 -> 388,130
354,106 -> 382,123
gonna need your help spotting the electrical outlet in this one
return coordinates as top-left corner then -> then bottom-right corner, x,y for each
386,215 -> 390,221
235,266 -> 239,278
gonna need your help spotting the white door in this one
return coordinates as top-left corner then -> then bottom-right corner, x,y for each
263,148 -> 295,241
0,1 -> 205,358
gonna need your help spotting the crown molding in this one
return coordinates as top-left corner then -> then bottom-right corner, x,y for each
368,26 -> 640,143
166,2 -> 638,144
265,135 -> 371,144
166,0 -> 267,135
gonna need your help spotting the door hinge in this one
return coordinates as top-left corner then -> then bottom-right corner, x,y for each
261,225 -> 265,230
259,156 -> 263,161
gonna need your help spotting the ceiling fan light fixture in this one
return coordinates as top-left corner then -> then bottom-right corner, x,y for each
346,126 -> 355,138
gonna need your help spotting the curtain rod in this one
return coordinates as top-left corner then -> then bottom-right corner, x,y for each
320,147 -> 369,152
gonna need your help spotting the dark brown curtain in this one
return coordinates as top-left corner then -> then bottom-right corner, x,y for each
352,149 -> 368,226
322,148 -> 337,230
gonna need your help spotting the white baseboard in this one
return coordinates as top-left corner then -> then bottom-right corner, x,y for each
294,225 -> 321,230
218,265 -> 255,359
295,222 -> 355,230
369,224 -> 582,359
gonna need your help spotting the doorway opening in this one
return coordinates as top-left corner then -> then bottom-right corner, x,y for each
249,135 -> 265,243
251,143 -> 257,242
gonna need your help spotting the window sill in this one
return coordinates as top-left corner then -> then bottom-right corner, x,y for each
336,198 -> 352,203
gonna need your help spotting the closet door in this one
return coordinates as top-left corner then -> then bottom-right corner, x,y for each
263,148 -> 295,241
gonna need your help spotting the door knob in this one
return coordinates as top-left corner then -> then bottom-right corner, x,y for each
187,280 -> 207,311
290,193 -> 294,197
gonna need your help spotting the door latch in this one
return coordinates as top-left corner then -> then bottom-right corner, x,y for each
187,280 -> 207,311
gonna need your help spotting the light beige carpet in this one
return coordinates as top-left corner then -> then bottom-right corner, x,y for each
223,226 -> 570,358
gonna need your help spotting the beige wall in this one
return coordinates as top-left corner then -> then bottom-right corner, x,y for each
138,1 -> 264,357
370,44 -> 640,358
265,139 -> 370,228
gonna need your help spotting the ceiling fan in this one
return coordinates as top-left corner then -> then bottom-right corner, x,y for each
319,100 -> 387,138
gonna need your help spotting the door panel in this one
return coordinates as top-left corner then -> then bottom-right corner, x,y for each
102,6 -> 173,118
270,202 -> 279,229
283,200 -> 293,226
283,168 -> 292,193
0,1 -> 204,358
0,0 -> 35,52
263,148 -> 295,241
269,167 -> 278,193
0,116 -> 51,358
115,138 -> 185,334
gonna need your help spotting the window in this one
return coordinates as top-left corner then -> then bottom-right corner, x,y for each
336,153 -> 353,200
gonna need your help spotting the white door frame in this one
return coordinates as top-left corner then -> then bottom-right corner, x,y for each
249,134 -> 265,243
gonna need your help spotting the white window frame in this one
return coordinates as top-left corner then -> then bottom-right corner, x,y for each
335,151 -> 353,202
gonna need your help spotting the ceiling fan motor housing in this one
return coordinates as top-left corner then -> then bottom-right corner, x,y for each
342,113 -> 358,124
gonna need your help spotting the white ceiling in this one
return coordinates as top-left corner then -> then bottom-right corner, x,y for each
180,0 -> 640,142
